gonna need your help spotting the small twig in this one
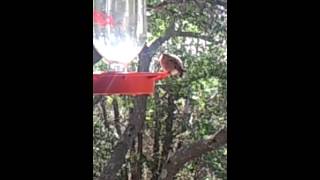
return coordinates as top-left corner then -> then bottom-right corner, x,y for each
112,97 -> 122,137
147,0 -> 185,12
173,31 -> 215,43
93,96 -> 103,108
99,98 -> 108,129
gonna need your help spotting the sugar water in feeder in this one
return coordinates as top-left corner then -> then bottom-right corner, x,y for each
93,0 -> 169,96
93,0 -> 147,71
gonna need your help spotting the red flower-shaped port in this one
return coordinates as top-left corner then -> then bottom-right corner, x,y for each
93,11 -> 114,27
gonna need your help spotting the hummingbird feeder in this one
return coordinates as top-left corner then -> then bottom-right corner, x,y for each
93,0 -> 169,96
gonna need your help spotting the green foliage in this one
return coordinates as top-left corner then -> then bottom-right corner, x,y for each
93,0 -> 227,179
93,109 -> 114,178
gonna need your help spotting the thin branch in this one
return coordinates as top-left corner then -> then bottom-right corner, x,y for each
148,20 -> 176,58
158,91 -> 175,179
112,98 -> 122,136
94,19 -> 175,67
178,96 -> 192,134
138,20 -> 176,72
147,0 -> 185,12
173,31 -> 215,42
93,96 -> 103,109
100,98 -> 108,128
193,157 -> 208,180
214,0 -> 227,8
159,127 -> 227,180
98,96 -> 148,180
193,0 -> 205,10
152,89 -> 162,180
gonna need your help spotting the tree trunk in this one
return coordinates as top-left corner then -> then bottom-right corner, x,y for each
98,96 -> 148,180
132,132 -> 143,180
138,133 -> 144,180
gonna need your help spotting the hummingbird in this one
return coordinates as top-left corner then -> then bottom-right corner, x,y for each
159,53 -> 186,77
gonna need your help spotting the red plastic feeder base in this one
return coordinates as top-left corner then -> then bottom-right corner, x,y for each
93,72 -> 169,96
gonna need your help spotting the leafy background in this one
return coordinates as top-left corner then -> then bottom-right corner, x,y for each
93,0 -> 227,179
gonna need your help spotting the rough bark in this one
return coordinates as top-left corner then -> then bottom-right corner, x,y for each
138,133 -> 144,180
131,136 -> 138,180
131,131 -> 144,180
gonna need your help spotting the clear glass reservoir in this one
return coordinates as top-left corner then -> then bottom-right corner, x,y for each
93,0 -> 147,70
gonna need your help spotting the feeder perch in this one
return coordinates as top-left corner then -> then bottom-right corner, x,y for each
93,71 -> 169,96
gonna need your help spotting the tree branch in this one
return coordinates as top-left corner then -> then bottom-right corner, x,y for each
94,19 -> 176,68
112,98 -> 122,137
173,31 -> 215,42
93,46 -> 102,65
98,96 -> 148,180
159,127 -> 227,180
147,0 -> 185,12
193,157 -> 208,180
100,98 -> 108,128
151,89 -> 161,180
137,20 -> 176,72
214,0 -> 227,8
157,90 -> 175,179
148,21 -> 176,58
98,45 -> 151,180
93,96 -> 103,109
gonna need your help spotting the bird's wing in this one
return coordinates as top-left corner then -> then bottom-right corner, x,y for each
167,57 -> 184,71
